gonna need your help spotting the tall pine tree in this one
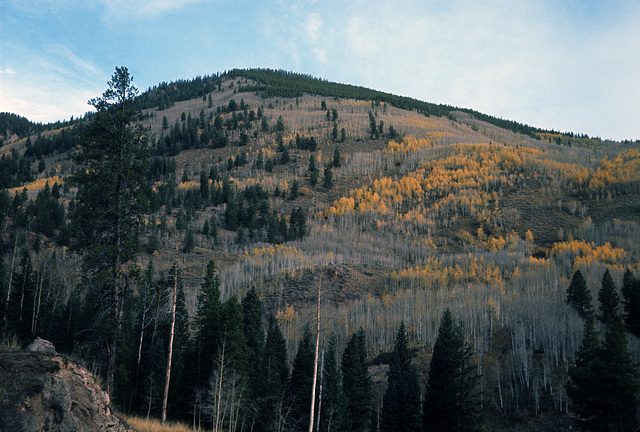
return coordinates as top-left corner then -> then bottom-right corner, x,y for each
568,317 -> 640,431
288,325 -> 315,432
622,269 -> 640,337
424,309 -> 480,432
70,66 -> 148,396
342,328 -> 372,432
598,269 -> 620,324
380,322 -> 421,432
194,260 -> 222,388
319,334 -> 347,432
566,269 -> 594,319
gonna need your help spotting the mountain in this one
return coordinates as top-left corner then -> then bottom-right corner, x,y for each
1,68 -> 639,430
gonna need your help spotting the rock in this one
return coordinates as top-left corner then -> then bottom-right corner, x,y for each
0,347 -> 134,432
26,337 -> 56,354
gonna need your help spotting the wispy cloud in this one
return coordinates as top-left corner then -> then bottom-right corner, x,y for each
49,45 -> 102,77
99,0 -> 214,19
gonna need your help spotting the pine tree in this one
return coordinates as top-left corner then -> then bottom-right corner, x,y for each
598,269 -> 620,324
568,317 -> 640,431
380,322 -> 421,432
220,295 -> 247,373
566,317 -> 603,430
598,319 -> 640,431
288,325 -> 315,432
258,315 -> 289,432
423,309 -> 480,432
70,66 -> 148,396
242,287 -> 266,427
566,270 -> 594,319
622,269 -> 640,337
342,328 -> 372,432
319,334 -> 347,432
194,260 -> 222,388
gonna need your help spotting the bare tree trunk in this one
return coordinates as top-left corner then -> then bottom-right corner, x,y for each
309,279 -> 321,432
315,349 -> 324,432
31,258 -> 47,336
215,342 -> 226,432
3,234 -> 18,337
162,264 -> 178,423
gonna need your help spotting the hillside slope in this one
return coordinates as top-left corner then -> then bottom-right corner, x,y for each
1,69 -> 639,430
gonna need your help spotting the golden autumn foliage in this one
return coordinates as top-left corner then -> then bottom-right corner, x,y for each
551,239 -> 626,266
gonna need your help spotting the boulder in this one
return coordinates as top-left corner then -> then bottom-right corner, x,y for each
26,337 -> 56,354
0,347 -> 134,432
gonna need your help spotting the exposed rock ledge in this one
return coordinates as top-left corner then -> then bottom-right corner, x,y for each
0,343 -> 133,432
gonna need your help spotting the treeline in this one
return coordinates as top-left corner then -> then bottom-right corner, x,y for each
137,73 -> 224,111
0,112 -> 85,144
227,68 -> 553,139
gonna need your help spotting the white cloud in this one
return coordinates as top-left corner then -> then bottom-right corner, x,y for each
49,45 -> 102,77
99,0 -> 214,19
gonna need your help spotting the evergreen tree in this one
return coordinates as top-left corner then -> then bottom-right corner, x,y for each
258,315 -> 289,432
288,325 -> 315,432
566,317 -> 603,430
242,287 -> 266,427
342,328 -> 372,432
622,269 -> 640,337
323,166 -> 333,189
308,155 -> 319,186
566,270 -> 594,319
70,66 -> 148,396
319,334 -> 347,432
332,146 -> 342,168
598,269 -> 620,324
380,322 -> 421,432
568,317 -> 640,431
599,319 -> 640,431
194,260 -> 222,388
423,309 -> 480,432
220,295 -> 247,373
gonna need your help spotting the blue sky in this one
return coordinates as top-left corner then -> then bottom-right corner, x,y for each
1,0 -> 639,141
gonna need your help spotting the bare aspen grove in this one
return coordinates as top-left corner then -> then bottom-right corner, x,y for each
1,69 -> 639,431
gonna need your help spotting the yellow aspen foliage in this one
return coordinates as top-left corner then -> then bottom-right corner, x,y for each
525,230 -> 534,242
276,305 -> 297,325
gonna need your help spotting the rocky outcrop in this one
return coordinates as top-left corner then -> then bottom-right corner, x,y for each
0,344 -> 134,432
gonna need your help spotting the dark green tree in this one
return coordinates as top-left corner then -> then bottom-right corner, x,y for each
258,315 -> 289,432
568,316 -> 640,431
288,325 -> 315,432
194,260 -> 222,388
369,111 -> 378,138
242,287 -> 267,429
622,269 -> 640,337
380,322 -> 421,432
332,146 -> 342,168
598,319 -> 640,431
323,166 -> 333,189
220,295 -> 247,373
423,309 -> 480,432
567,317 -> 603,431
598,269 -> 620,324
308,155 -> 319,186
319,334 -> 347,432
70,66 -> 148,396
342,328 -> 372,432
566,270 -> 594,319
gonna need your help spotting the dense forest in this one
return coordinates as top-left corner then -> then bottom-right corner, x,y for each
1,67 -> 640,431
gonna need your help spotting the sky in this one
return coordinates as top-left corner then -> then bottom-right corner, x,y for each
1,0 -> 639,141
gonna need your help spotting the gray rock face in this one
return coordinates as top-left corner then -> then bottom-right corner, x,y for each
0,348 -> 134,432
26,337 -> 57,353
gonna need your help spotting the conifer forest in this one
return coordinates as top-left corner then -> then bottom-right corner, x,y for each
1,68 -> 640,431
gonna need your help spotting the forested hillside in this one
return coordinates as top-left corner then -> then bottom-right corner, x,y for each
1,67 -> 639,431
